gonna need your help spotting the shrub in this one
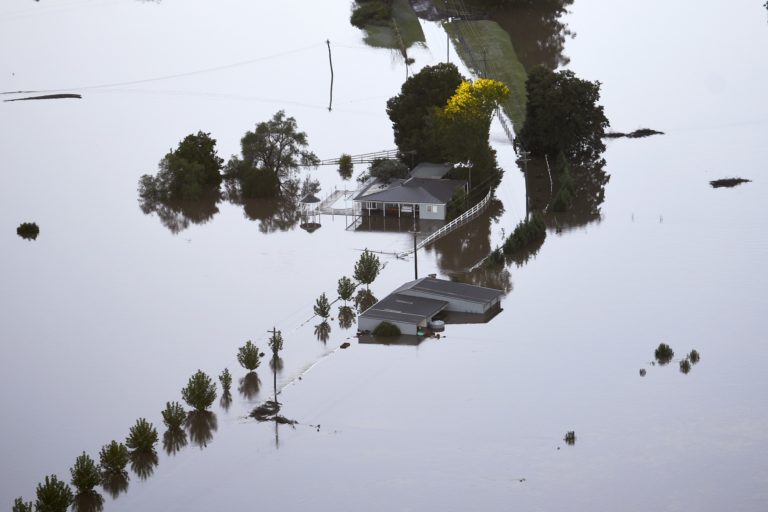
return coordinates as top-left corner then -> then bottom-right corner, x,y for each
181,370 -> 217,411
34,475 -> 73,512
237,341 -> 261,371
564,431 -> 576,445
314,293 -> 331,319
125,418 -> 158,453
69,452 -> 101,494
689,349 -> 700,364
654,343 -> 674,365
337,276 -> 355,303
218,368 -> 232,393
502,214 -> 547,255
12,497 -> 33,512
373,321 -> 401,337
16,222 -> 39,240
99,441 -> 129,475
338,154 -> 354,180
162,401 -> 187,429
679,359 -> 691,374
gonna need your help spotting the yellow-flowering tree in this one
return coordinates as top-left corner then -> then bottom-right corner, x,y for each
443,79 -> 510,124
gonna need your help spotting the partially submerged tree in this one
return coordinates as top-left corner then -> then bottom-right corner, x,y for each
337,276 -> 355,304
12,497 -> 32,512
125,418 -> 158,454
353,249 -> 381,290
69,452 -> 101,495
218,368 -> 233,394
268,331 -> 284,358
181,370 -> 217,411
224,111 -> 319,198
237,341 -> 261,371
161,401 -> 187,430
99,441 -> 129,476
314,293 -> 331,319
338,154 -> 354,180
34,475 -> 73,512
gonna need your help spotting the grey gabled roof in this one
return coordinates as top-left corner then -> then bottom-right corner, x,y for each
355,178 -> 466,205
359,292 -> 448,324
395,277 -> 504,304
409,162 -> 453,179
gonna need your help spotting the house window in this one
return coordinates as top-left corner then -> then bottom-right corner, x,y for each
425,204 -> 439,213
365,201 -> 378,209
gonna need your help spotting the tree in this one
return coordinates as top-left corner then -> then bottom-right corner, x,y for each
125,418 -> 158,453
69,452 -> 101,495
337,276 -> 355,303
367,158 -> 409,183
218,368 -> 232,393
99,441 -> 129,475
314,293 -> 331,319
34,475 -> 73,512
181,370 -> 217,411
386,63 -> 466,163
353,249 -> 381,289
138,131 -> 224,202
268,331 -> 284,357
224,111 -> 319,198
237,340 -> 261,371
338,154 -> 354,180
161,401 -> 187,430
12,497 -> 33,512
517,66 -> 609,165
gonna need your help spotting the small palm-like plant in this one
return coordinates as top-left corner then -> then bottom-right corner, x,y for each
69,452 -> 101,494
237,341 -> 261,371
219,368 -> 232,393
314,293 -> 331,319
181,370 -> 217,411
99,441 -> 129,475
12,497 -> 33,512
162,401 -> 187,429
125,418 -> 158,453
35,475 -> 73,512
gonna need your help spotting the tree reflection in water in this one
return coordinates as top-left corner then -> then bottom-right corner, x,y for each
338,306 -> 356,330
129,451 -> 158,480
314,321 -> 331,343
238,372 -> 261,400
354,289 -> 378,313
101,472 -> 129,500
162,427 -> 187,456
224,182 -> 301,234
138,190 -> 221,234
72,492 -> 104,512
269,355 -> 284,373
185,411 -> 218,449
219,390 -> 233,411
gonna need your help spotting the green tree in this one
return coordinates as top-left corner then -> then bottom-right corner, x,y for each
314,293 -> 331,319
99,441 -> 129,475
368,158 -> 409,183
237,340 -> 262,371
337,276 -> 355,303
69,452 -> 101,495
338,154 -> 354,180
12,497 -> 32,512
34,475 -> 73,512
386,63 -> 466,163
224,111 -> 319,198
218,368 -> 232,393
353,249 -> 381,289
517,66 -> 609,165
138,131 -> 224,202
125,418 -> 158,454
161,401 -> 187,430
181,370 -> 217,411
268,331 -> 284,357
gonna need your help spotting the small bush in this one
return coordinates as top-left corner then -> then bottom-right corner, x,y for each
181,370 -> 217,411
16,222 -> 39,240
35,475 -> 73,512
314,293 -> 331,319
654,343 -> 674,365
689,349 -> 700,364
69,452 -> 101,494
502,214 -> 546,255
125,418 -> 158,453
373,321 -> 401,337
99,441 -> 129,475
12,497 -> 33,512
338,154 -> 354,180
218,368 -> 232,393
237,341 -> 261,371
162,401 -> 187,429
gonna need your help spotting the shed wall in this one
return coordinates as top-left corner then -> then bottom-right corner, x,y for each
358,316 -> 419,335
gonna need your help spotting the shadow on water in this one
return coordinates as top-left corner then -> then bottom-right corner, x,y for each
162,427 -> 187,456
72,492 -> 104,512
314,321 -> 331,343
238,372 -> 261,400
101,472 -> 129,500
338,305 -> 356,330
139,190 -> 221,234
129,451 -> 158,480
219,390 -> 233,411
358,334 -> 425,347
185,411 -> 217,449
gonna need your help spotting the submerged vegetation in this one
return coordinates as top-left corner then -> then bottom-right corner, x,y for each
654,343 -> 675,366
99,441 -> 129,476
161,401 -> 187,430
353,249 -> 382,289
710,178 -> 751,188
237,340 -> 262,372
69,452 -> 101,495
125,418 -> 158,454
16,222 -> 39,240
373,321 -> 401,337
34,475 -> 73,512
314,293 -> 331,319
181,370 -> 217,411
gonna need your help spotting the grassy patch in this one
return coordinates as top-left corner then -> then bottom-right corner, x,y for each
444,19 -> 527,130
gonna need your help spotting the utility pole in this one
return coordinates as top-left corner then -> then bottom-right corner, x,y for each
267,327 -> 279,405
411,230 -> 420,279
326,39 -> 334,112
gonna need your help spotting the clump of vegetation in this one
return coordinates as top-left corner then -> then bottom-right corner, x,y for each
639,368 -> 646,377
314,293 -> 331,319
99,441 -> 129,475
181,370 -> 217,411
12,497 -> 33,512
161,401 -> 187,430
34,475 -> 73,512
353,249 -> 381,289
69,452 -> 101,495
16,222 -> 39,240
251,400 -> 280,421
218,368 -> 232,393
679,358 -> 692,374
237,340 -> 262,371
564,431 -> 576,445
502,214 -> 546,255
350,0 -> 392,29
710,178 -> 751,189
185,411 -> 218,448
689,349 -> 700,364
338,154 -> 354,180
654,343 -> 675,366
365,158 -> 410,184
125,418 -> 158,453
373,321 -> 401,337
130,451 -> 158,481
268,330 -> 284,357
338,276 -> 356,304
486,247 -> 506,267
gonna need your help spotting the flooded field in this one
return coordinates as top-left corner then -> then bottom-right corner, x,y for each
1,0 -> 767,510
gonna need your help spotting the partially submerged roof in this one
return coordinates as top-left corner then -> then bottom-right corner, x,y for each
395,277 -> 504,304
355,178 -> 466,205
359,293 -> 448,324
409,162 -> 453,179
299,193 -> 321,203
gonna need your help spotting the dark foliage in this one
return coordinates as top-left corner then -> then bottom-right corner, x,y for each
181,370 -> 217,411
13,497 -> 33,512
710,178 -> 751,188
125,418 -> 158,453
69,452 -> 101,494
162,428 -> 187,456
218,368 -> 232,393
350,0 -> 392,28
337,276 -> 356,303
268,331 -> 284,357
238,372 -> 261,400
368,158 -> 410,183
161,401 -> 187,430
354,288 -> 378,313
689,349 -> 700,364
237,340 -> 261,371
16,222 -> 39,240
353,249 -> 381,289
100,472 -> 128,500
129,451 -> 158,480
185,411 -> 217,449
373,321 -> 401,337
35,475 -> 73,512
98,441 -> 129,476
338,154 -> 354,180
314,293 -> 331,319
564,431 -> 576,445
679,358 -> 692,374
72,492 -> 104,512
338,305 -> 356,330
604,128 -> 664,139
654,343 -> 675,366
502,214 -> 546,256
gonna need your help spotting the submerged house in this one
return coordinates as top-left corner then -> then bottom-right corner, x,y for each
358,277 -> 504,335
353,162 -> 466,221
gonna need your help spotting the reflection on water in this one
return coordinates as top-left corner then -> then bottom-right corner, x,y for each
139,191 -> 221,234
101,472 -> 129,500
358,334 -> 424,347
185,411 -> 217,449
129,451 -> 158,480
238,372 -> 261,400
354,289 -> 378,313
269,355 -> 284,373
72,492 -> 104,512
225,185 -> 301,233
219,390 -> 232,411
338,306 -> 356,330
314,321 -> 331,343
162,428 -> 187,456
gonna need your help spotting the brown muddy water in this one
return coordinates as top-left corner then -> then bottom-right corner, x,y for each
2,0 -> 767,511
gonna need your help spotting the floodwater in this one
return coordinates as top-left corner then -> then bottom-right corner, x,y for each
1,0 -> 767,511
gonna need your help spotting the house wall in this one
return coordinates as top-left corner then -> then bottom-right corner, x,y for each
358,316 -> 419,335
420,204 -> 445,221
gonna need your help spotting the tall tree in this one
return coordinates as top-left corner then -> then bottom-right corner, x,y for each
353,249 -> 381,290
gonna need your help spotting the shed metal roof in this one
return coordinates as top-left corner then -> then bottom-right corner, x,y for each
395,277 -> 504,304
359,293 -> 448,324
355,178 -> 465,205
